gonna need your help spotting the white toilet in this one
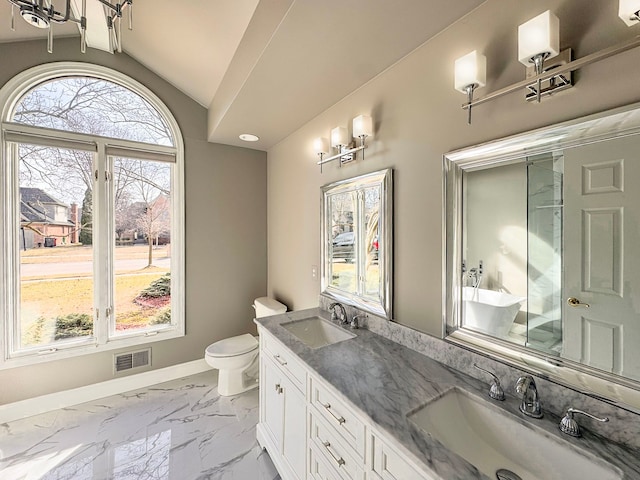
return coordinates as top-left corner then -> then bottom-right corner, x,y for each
205,297 -> 287,396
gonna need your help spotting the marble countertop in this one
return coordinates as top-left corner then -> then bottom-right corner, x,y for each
255,308 -> 640,480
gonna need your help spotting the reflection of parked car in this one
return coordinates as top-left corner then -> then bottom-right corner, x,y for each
370,235 -> 379,262
332,231 -> 354,262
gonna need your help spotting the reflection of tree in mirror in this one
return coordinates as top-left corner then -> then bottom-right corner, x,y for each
330,192 -> 354,237
364,187 -> 380,266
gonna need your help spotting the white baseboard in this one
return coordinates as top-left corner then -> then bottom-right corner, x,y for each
0,359 -> 213,424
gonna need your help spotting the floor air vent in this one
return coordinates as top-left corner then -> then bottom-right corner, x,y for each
114,348 -> 151,373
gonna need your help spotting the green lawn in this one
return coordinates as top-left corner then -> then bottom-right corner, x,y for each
19,244 -> 170,347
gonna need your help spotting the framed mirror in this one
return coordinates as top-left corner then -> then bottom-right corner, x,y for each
321,168 -> 392,319
444,104 -> 640,411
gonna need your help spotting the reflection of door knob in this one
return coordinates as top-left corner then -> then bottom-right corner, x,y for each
567,297 -> 590,308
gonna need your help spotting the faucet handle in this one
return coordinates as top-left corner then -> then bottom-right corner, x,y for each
350,314 -> 366,329
473,364 -> 505,401
559,408 -> 609,437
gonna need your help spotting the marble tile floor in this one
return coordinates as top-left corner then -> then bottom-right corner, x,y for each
0,372 -> 281,480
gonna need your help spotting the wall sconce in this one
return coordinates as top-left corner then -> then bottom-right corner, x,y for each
313,137 -> 330,172
456,3 -> 640,124
331,126 -> 351,163
619,0 -> 640,26
454,50 -> 486,124
518,10 -> 561,102
314,115 -> 373,172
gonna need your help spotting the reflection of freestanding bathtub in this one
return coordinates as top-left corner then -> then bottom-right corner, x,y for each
463,287 -> 526,338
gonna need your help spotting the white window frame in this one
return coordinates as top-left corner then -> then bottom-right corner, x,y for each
0,62 -> 185,369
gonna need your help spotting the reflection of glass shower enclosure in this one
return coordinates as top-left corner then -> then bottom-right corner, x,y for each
527,153 -> 563,353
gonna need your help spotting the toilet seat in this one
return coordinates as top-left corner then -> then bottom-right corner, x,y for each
206,333 -> 258,358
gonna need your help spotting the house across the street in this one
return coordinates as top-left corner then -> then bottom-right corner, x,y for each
19,187 -> 79,249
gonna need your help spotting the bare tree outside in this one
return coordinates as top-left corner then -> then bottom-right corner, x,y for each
12,77 -> 176,347
115,158 -> 171,267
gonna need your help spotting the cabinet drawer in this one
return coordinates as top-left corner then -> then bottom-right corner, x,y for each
309,443 -> 343,480
260,329 -> 306,392
309,410 -> 366,480
310,377 -> 366,458
371,434 -> 433,480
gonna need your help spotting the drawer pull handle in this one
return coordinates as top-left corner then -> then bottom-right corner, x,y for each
274,354 -> 288,366
322,402 -> 346,425
322,441 -> 345,467
275,383 -> 283,394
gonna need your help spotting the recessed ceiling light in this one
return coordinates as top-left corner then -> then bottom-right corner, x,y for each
239,134 -> 260,142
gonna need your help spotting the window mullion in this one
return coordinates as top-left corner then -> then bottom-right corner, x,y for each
94,143 -> 112,344
356,189 -> 365,297
2,141 -> 19,361
105,154 -> 115,339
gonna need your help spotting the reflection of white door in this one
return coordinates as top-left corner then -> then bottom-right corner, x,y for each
563,136 -> 640,379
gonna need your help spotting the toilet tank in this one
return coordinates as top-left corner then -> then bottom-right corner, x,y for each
253,297 -> 287,318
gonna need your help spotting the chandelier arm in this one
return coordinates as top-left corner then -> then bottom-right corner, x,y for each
60,0 -> 70,21
41,0 -> 81,24
97,0 -> 122,13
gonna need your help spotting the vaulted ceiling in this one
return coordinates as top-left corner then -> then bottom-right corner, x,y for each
0,0 -> 485,150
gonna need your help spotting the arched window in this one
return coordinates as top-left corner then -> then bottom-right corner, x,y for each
0,63 -> 184,366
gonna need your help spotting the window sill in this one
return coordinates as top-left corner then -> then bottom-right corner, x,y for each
1,326 -> 185,371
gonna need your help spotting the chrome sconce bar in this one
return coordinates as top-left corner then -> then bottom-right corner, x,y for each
314,114 -> 373,172
456,3 -> 640,124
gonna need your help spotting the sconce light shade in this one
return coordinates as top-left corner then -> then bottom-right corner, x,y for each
352,115 -> 373,138
619,0 -> 640,25
331,126 -> 349,147
314,137 -> 330,155
518,10 -> 559,66
454,50 -> 487,92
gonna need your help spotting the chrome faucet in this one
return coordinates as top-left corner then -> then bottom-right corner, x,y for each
515,375 -> 543,418
328,302 -> 347,324
466,260 -> 483,288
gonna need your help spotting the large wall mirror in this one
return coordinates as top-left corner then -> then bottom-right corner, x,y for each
321,168 -> 392,319
444,104 -> 640,410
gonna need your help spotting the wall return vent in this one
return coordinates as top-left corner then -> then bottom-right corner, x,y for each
114,348 -> 151,373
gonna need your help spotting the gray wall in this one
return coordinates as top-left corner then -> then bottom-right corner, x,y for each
0,38 -> 267,404
266,0 -> 640,334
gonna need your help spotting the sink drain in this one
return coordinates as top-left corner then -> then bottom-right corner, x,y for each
496,469 -> 522,480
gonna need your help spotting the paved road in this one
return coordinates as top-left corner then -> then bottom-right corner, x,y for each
21,257 -> 170,277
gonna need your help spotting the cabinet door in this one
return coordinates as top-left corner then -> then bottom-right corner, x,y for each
372,434 -> 434,480
283,377 -> 306,479
263,357 -> 284,449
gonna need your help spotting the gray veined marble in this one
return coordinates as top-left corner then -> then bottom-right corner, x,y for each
320,294 -> 640,451
261,304 -> 640,479
0,372 -> 280,480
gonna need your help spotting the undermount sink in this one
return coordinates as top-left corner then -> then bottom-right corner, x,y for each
281,316 -> 355,349
408,388 -> 622,480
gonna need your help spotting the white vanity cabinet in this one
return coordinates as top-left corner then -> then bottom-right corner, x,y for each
257,325 -> 438,480
370,430 -> 435,480
258,329 -> 307,480
308,376 -> 367,480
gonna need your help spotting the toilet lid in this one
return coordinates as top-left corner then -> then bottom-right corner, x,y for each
206,334 -> 258,357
